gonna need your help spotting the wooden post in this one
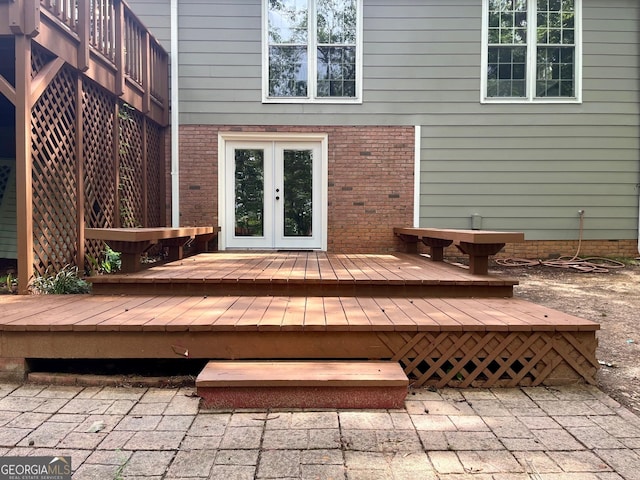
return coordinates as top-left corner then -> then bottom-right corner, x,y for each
76,0 -> 90,72
76,75 -> 85,271
162,54 -> 169,126
142,116 -> 148,227
15,34 -> 33,294
159,126 -> 167,226
113,102 -> 121,228
9,0 -> 39,36
141,31 -> 151,114
114,0 -> 125,96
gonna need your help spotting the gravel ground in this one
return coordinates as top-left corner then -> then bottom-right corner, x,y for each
491,259 -> 640,416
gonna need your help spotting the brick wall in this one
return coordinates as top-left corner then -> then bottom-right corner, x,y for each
169,125 -> 415,252
327,126 -> 414,252
498,239 -> 638,259
431,239 -> 638,261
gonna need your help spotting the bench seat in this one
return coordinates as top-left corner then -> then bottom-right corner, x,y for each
394,227 -> 525,275
86,226 -> 217,273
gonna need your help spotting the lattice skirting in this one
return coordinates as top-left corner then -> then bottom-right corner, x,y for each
377,330 -> 598,388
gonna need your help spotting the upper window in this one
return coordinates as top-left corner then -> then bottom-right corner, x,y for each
264,0 -> 362,103
481,0 -> 581,103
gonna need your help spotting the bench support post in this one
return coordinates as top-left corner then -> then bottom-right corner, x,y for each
107,240 -> 155,273
396,234 -> 419,254
457,242 -> 505,275
194,233 -> 217,254
421,237 -> 453,262
161,236 -> 192,262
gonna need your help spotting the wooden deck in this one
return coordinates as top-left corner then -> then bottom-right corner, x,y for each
88,252 -> 518,297
0,253 -> 600,387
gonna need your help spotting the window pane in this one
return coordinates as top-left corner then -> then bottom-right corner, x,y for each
283,150 -> 313,237
537,0 -> 574,45
317,46 -> 356,97
268,0 -> 308,44
488,0 -> 527,45
269,46 -> 308,97
268,0 -> 308,98
487,46 -> 527,97
317,0 -> 357,44
536,46 -> 574,97
563,29 -> 574,44
235,150 -> 264,237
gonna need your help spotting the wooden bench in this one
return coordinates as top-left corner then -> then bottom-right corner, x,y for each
85,227 -> 217,273
394,227 -> 524,275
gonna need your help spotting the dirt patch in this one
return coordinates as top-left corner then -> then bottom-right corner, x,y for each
491,259 -> 640,415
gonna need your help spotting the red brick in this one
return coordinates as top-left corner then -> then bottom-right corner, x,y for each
169,125 -> 415,252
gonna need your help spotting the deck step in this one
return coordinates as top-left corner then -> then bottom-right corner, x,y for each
196,360 -> 409,409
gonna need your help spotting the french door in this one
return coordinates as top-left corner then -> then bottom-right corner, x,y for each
224,140 -> 323,249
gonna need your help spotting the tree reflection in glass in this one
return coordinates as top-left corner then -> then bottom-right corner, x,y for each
283,149 -> 313,237
235,149 -> 264,237
268,0 -> 308,96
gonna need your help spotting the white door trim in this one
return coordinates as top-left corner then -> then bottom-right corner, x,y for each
218,132 -> 328,251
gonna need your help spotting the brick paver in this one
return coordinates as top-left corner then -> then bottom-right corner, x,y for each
1,382 -> 640,479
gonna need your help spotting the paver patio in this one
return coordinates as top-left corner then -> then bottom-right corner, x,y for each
1,382 -> 639,479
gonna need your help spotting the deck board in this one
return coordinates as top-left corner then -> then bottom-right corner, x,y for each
257,296 -> 289,331
195,296 -> 241,332
86,252 -> 518,298
0,294 -> 598,333
145,296 -> 209,331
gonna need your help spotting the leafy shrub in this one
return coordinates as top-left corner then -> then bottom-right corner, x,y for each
31,265 -> 91,294
86,244 -> 121,274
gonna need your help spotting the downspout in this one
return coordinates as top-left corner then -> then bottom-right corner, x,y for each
413,125 -> 421,227
170,0 -> 179,227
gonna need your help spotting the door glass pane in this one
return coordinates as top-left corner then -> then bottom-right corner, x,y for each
283,149 -> 312,237
234,149 -> 264,237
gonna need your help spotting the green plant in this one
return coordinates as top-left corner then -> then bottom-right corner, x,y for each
101,245 -> 122,273
86,245 -> 122,275
0,273 -> 17,294
31,265 -> 91,294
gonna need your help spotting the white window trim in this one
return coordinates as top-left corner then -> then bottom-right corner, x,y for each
262,0 -> 363,104
480,0 -> 582,104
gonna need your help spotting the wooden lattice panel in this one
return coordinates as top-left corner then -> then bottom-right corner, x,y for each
31,45 -> 54,78
118,104 -> 144,228
378,330 -> 598,388
31,65 -> 78,275
146,121 -> 163,227
82,79 -> 116,264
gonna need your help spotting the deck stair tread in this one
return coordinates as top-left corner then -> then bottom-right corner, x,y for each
196,360 -> 409,387
196,360 -> 409,409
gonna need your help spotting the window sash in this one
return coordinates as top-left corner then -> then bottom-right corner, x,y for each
482,0 -> 580,103
264,0 -> 361,102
